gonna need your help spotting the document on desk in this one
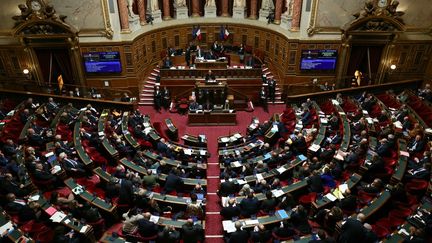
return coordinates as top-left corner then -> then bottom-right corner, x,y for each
325,193 -> 338,202
29,194 -> 40,201
308,144 -> 320,152
255,173 -> 264,182
184,149 -> 192,155
272,189 -> 285,198
338,183 -> 349,194
220,137 -> 230,143
236,179 -> 247,185
222,220 -> 238,233
231,161 -> 242,168
276,166 -> 287,174
199,150 -> 206,156
50,211 -> 67,223
0,222 -> 13,236
244,219 -> 259,226
80,225 -> 88,233
149,215 -> 160,224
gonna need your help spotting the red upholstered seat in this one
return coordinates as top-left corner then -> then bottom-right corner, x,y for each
34,228 -> 54,243
372,224 -> 390,238
405,179 -> 428,192
272,231 -> 293,241
299,192 -> 317,205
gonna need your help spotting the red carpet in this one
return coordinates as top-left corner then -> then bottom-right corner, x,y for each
139,104 -> 286,242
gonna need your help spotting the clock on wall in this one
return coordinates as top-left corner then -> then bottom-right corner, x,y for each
27,0 -> 43,12
377,0 -> 389,8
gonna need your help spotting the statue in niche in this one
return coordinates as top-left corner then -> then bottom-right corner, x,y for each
176,0 -> 187,7
206,0 -> 215,7
233,0 -> 246,8
261,0 -> 273,10
287,0 -> 293,15
150,0 -> 159,11
127,0 -> 135,17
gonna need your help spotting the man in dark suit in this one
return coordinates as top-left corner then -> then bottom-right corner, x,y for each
376,138 -> 391,157
137,212 -> 159,237
228,221 -> 249,243
260,191 -> 278,213
394,105 -> 408,122
338,214 -> 367,243
196,45 -> 203,58
163,56 -> 173,69
360,178 -> 383,194
20,109 -> 30,124
163,169 -> 184,193
118,178 -> 135,205
221,198 -> 240,220
218,175 -> 237,197
205,70 -> 216,83
405,163 -> 431,180
154,86 -> 162,111
268,78 -> 276,103
408,135 -> 426,153
301,108 -> 311,125
58,152 -> 86,175
307,170 -> 324,193
251,224 -> 272,243
185,45 -> 191,66
2,139 -> 18,158
46,97 -> 60,114
260,87 -> 268,112
239,192 -> 260,217
337,189 -> 357,212
0,173 -> 29,198
181,219 -> 204,243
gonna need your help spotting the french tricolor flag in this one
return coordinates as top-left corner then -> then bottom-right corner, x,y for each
224,28 -> 230,40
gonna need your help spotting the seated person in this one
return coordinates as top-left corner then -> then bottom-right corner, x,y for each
205,70 -> 216,83
162,56 -> 173,69
239,191 -> 260,217
408,134 -> 426,153
221,198 -> 240,220
205,50 -> 216,60
189,100 -> 200,112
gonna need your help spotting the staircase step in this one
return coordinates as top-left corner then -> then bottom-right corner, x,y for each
153,69 -> 160,73
138,102 -> 154,105
142,89 -> 154,93
144,85 -> 155,88
148,76 -> 156,81
146,80 -> 156,85
140,93 -> 153,98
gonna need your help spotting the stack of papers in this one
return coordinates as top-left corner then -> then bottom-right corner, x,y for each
339,184 -> 349,193
149,215 -> 160,224
256,173 -> 264,181
272,189 -> 285,198
184,149 -> 192,155
0,222 -> 13,235
80,225 -> 88,233
400,151 -> 410,157
276,166 -> 287,174
320,118 -> 328,124
331,100 -> 340,105
309,144 -> 320,152
222,220 -> 237,233
325,193 -> 338,202
231,161 -> 242,168
50,211 -> 67,223
277,210 -> 290,219
244,219 -> 259,225
394,121 -> 403,129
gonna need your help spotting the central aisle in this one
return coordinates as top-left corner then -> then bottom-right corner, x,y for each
139,104 -> 286,242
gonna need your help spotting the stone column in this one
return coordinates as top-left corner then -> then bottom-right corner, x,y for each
249,0 -> 258,19
137,0 -> 146,25
191,0 -> 200,17
233,0 -> 246,19
274,0 -> 282,24
291,0 -> 302,31
281,0 -> 293,30
117,0 -> 130,31
221,0 -> 230,17
162,0 -> 172,20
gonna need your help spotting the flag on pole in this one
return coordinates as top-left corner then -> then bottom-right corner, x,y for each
195,26 -> 202,41
219,25 -> 225,40
57,74 -> 64,91
192,25 -> 202,41
220,25 -> 230,40
224,27 -> 230,40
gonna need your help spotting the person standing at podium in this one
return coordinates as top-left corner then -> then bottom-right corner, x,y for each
205,70 -> 216,83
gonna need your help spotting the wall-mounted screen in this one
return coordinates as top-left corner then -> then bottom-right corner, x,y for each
300,49 -> 337,71
83,52 -> 122,73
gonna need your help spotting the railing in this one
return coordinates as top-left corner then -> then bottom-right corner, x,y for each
0,79 -> 134,101
286,79 -> 423,104
0,89 -> 136,111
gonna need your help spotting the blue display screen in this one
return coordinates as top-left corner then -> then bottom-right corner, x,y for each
300,50 -> 337,71
83,52 -> 122,73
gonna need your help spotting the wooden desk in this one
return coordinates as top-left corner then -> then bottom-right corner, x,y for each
312,173 -> 362,211
182,134 -> 207,148
121,112 -> 140,149
218,133 -> 244,148
143,150 -> 207,170
99,109 -> 119,158
73,111 -> 92,166
333,103 -> 351,152
160,68 -> 261,79
64,178 -> 116,213
195,60 -> 228,69
195,81 -> 227,91
188,111 -> 236,126
164,118 -> 178,140
391,139 -> 408,184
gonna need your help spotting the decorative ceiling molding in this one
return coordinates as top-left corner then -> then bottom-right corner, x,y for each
12,0 -> 77,37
